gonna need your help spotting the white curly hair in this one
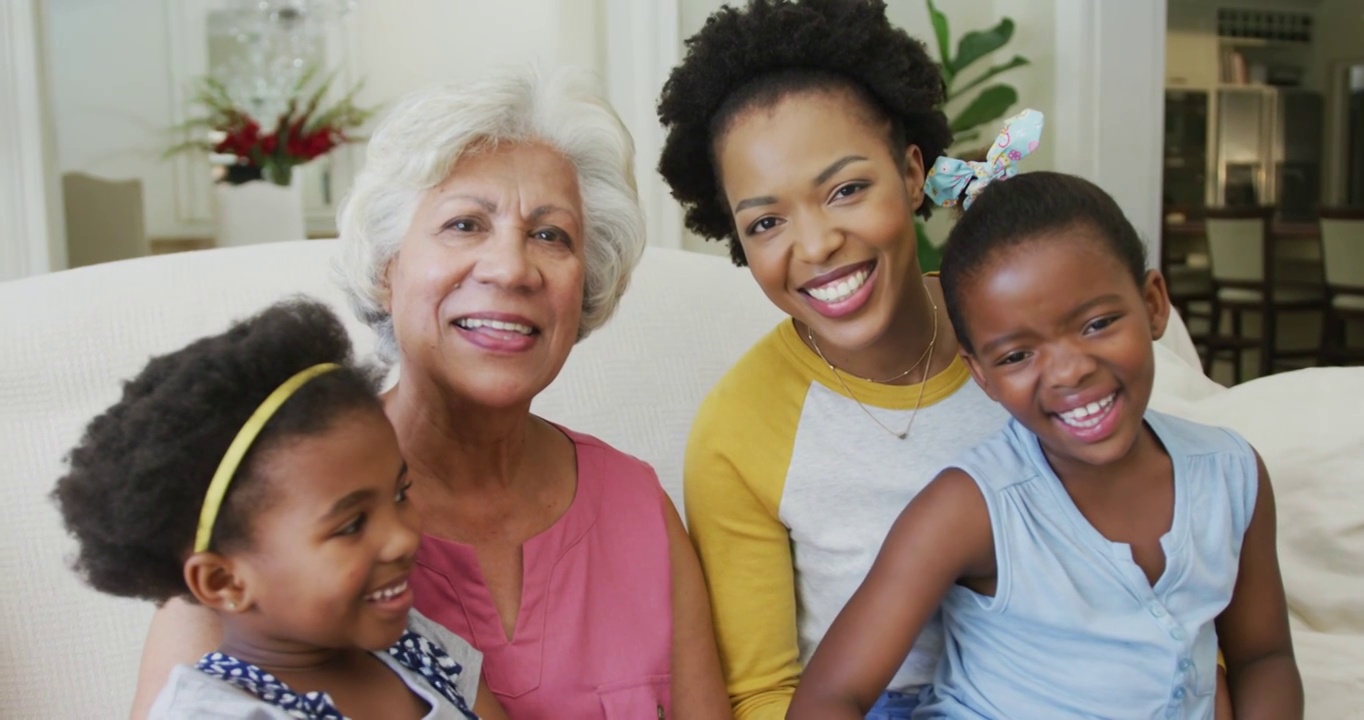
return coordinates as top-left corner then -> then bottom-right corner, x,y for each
334,66 -> 646,360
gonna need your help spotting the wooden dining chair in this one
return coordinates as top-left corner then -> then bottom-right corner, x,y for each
1318,207 -> 1364,365
1202,206 -> 1323,383
1160,208 -> 1214,343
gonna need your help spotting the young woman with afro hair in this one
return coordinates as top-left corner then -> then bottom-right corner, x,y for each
658,2 -> 1008,717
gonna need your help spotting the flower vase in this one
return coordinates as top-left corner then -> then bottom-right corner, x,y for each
213,179 -> 306,248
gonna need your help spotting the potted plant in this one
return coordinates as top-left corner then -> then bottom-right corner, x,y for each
167,66 -> 373,246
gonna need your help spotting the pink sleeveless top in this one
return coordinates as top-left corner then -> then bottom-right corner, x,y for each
410,428 -> 674,719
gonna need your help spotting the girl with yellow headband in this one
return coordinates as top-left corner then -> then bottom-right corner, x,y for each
53,299 -> 507,720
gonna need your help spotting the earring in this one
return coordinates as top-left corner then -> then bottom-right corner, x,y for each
226,600 -> 237,611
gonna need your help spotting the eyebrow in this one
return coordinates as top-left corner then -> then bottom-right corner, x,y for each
528,204 -> 578,225
731,154 -> 871,214
321,488 -> 375,521
814,155 -> 869,186
976,294 -> 1127,357
441,194 -> 496,212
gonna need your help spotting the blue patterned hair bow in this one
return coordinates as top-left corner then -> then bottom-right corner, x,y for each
924,108 -> 1044,210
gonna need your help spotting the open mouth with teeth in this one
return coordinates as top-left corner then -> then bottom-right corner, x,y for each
454,317 -> 537,336
804,264 -> 872,304
363,578 -> 412,613
1052,391 -> 1122,442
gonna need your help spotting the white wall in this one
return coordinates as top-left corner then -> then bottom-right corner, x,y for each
42,0 -> 606,244
0,0 -> 64,279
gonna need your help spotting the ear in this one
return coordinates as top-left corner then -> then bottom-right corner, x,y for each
902,144 -> 927,208
377,257 -> 396,314
184,551 -> 254,613
959,347 -> 1000,402
1141,269 -> 1172,341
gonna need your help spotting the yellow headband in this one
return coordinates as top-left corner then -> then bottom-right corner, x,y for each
193,362 -> 342,553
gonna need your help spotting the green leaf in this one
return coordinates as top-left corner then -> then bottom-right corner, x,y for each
949,55 -> 1029,101
925,0 -> 954,82
916,220 -> 942,273
950,130 -> 982,147
951,17 -> 1015,76
949,84 -> 1018,134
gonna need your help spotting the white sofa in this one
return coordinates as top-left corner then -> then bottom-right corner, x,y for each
2,241 -> 1361,718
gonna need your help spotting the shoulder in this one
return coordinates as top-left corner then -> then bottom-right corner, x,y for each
560,426 -> 662,490
692,322 -> 809,434
1147,409 -> 1252,459
148,665 -> 283,720
407,610 -> 482,666
945,418 -> 1042,493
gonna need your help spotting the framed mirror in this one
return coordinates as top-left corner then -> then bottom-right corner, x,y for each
165,0 -> 361,234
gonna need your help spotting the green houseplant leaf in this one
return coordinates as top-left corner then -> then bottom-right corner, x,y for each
925,0 -> 955,83
915,220 -> 941,273
951,18 -> 1015,77
951,55 -> 1030,98
949,84 -> 1018,134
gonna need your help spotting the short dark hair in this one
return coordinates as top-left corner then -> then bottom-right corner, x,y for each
939,171 -> 1150,354
657,0 -> 953,266
52,298 -> 385,603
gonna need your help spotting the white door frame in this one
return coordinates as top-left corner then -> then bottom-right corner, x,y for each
0,0 -> 64,280
1053,0 -> 1169,265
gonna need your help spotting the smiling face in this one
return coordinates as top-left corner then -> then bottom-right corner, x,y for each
715,90 -> 927,355
956,228 -> 1171,475
383,142 -> 586,410
228,407 -> 420,653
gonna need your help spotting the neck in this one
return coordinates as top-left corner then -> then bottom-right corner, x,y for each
216,617 -> 356,675
382,371 -> 538,493
1046,421 -> 1164,489
801,275 -> 948,385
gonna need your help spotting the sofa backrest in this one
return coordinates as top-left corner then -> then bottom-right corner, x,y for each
0,241 -> 779,716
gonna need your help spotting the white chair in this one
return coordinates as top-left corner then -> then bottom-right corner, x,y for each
1203,206 -> 1322,383
1318,207 -> 1364,364
61,172 -> 149,268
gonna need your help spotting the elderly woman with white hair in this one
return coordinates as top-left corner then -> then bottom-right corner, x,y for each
131,67 -> 730,719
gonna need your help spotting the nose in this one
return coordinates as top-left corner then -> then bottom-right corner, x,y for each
791,212 -> 845,266
1042,339 -> 1098,389
381,503 -> 422,567
470,225 -> 541,291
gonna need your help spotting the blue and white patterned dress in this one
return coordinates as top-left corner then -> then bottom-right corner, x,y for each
149,610 -> 483,720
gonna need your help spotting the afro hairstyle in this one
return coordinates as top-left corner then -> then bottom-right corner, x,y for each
657,0 -> 953,266
51,298 -> 385,604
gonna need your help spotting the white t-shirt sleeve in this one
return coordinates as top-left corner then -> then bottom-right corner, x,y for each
407,608 -> 484,706
148,665 -> 291,720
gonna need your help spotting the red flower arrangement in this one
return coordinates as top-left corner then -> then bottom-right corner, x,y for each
168,67 -> 374,187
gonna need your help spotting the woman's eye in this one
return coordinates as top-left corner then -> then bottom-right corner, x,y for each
831,182 -> 867,200
337,514 -> 367,536
746,216 -> 780,236
533,228 -> 570,245
445,218 -> 479,233
395,480 -> 413,504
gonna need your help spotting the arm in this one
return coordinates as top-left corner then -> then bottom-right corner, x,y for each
664,495 -> 733,719
131,598 -> 222,719
684,428 -> 798,720
471,677 -> 508,720
787,469 -> 994,720
1215,452 -> 1303,720
1215,666 -> 1234,720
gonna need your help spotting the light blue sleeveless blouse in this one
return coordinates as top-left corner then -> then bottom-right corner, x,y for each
916,410 -> 1257,719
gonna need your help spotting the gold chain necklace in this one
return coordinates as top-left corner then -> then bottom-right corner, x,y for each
807,293 -> 939,441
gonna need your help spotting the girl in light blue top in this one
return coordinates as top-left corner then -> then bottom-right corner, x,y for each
789,132 -> 1302,718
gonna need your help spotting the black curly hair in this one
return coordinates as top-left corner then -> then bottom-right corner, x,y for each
657,0 -> 953,266
939,172 -> 1150,355
52,298 -> 385,604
